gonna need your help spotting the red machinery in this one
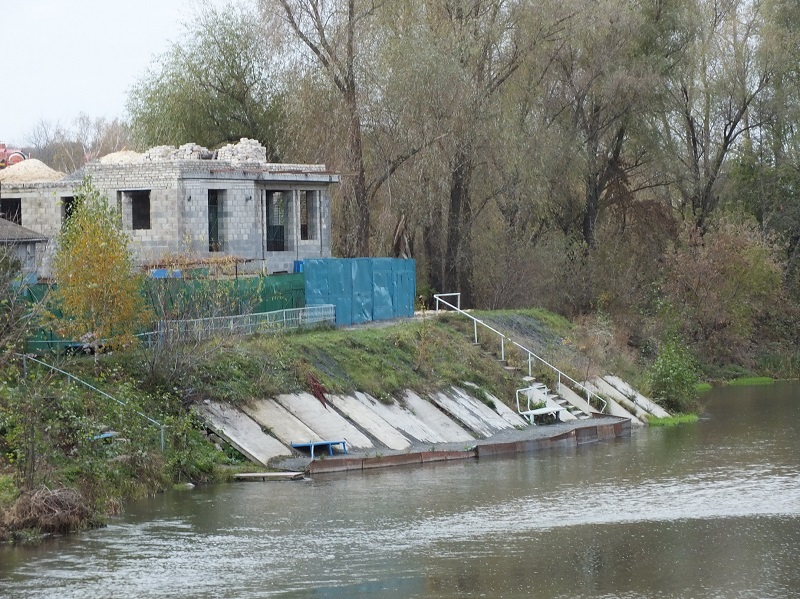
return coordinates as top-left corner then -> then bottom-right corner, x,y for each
0,143 -> 27,169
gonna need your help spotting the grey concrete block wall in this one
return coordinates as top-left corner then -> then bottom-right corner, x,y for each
3,151 -> 339,278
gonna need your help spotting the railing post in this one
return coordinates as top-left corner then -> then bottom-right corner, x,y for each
473,320 -> 478,344
528,353 -> 532,377
501,336 -> 505,362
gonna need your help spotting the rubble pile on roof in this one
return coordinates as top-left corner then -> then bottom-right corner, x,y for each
0,159 -> 65,183
143,143 -> 214,161
98,150 -> 143,165
137,139 -> 267,164
216,138 -> 267,163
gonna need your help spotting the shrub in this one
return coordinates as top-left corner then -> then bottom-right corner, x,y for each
647,335 -> 699,413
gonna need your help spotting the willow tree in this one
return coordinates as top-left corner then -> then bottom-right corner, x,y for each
375,0 -> 549,306
265,0 -> 432,257
128,3 -> 284,157
655,0 -> 772,231
52,178 -> 152,354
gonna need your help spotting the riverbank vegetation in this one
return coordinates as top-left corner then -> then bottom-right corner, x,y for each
6,0 -> 800,541
0,295 -> 794,542
647,414 -> 701,427
121,0 -> 800,375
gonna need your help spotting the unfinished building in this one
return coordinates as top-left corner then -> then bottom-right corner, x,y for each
0,139 -> 338,278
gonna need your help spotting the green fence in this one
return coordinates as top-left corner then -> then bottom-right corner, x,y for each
142,273 -> 305,319
23,273 -> 307,352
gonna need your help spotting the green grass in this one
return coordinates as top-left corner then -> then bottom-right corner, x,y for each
727,377 -> 774,386
695,382 -> 713,393
648,414 -> 699,427
182,319 -> 521,408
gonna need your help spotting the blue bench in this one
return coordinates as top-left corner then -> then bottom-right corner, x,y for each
290,440 -> 348,459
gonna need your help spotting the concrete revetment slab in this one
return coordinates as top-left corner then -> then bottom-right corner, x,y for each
603,375 -> 671,419
429,387 -> 517,438
401,391 -> 476,443
199,400 -> 290,466
275,392 -> 374,449
328,393 -> 412,450
242,399 -> 322,446
591,377 -> 652,422
582,380 -> 644,425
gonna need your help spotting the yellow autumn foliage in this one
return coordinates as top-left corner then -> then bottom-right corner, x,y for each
52,177 -> 153,350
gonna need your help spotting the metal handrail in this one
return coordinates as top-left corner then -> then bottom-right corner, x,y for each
14,353 -> 167,450
433,293 -> 607,414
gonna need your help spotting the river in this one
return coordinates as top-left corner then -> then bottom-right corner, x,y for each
1,382 -> 798,598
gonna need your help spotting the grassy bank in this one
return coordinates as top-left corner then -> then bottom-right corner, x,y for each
1,309 -> 788,541
0,315 -> 523,541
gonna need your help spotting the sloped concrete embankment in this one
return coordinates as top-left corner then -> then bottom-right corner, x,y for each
199,384 -> 631,472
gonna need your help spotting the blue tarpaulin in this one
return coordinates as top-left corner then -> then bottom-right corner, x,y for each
303,258 -> 416,326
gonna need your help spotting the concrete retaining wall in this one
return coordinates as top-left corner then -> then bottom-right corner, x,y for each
310,418 -> 629,474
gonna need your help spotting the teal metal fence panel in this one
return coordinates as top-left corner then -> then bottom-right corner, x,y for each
303,258 -> 416,326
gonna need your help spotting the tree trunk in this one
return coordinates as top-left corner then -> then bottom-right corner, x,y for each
423,222 -> 444,297
583,174 -> 601,248
445,153 -> 474,306
347,98 -> 370,257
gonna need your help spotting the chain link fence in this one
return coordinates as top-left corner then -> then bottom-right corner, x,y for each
144,304 -> 336,348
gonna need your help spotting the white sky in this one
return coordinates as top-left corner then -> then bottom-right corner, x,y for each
1,0 -> 228,146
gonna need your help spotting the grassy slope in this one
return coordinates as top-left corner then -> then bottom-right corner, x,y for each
0,308 -> 717,539
193,315 -> 523,407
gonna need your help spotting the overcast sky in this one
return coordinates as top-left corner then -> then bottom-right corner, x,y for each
1,0 -> 227,146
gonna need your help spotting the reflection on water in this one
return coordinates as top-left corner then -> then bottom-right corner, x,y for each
1,382 -> 798,598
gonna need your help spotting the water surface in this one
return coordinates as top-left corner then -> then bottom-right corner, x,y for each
2,382 -> 798,598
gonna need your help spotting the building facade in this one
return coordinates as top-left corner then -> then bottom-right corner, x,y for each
0,140 -> 338,278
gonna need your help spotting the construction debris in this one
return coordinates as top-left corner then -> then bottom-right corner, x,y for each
216,138 -> 267,163
0,159 -> 64,183
98,150 -> 143,165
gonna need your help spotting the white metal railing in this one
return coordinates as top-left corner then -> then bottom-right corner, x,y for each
14,353 -> 167,450
146,304 -> 336,347
434,293 -> 607,414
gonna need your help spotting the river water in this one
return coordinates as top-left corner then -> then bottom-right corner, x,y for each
1,382 -> 798,598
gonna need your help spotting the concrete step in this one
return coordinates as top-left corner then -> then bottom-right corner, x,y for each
555,397 -> 590,420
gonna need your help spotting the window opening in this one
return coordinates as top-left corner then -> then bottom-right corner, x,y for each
0,198 -> 21,225
300,190 -> 318,241
266,191 -> 287,251
61,197 -> 75,225
208,190 -> 223,252
120,190 -> 152,230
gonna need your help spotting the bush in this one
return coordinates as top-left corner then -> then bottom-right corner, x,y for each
663,220 -> 785,364
647,335 -> 699,413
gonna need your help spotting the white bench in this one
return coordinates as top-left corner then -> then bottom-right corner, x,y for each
519,399 -> 567,425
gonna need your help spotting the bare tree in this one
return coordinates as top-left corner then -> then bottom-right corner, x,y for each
24,116 -> 131,172
656,0 -> 771,231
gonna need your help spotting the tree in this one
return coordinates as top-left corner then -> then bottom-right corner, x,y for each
24,115 -> 131,173
128,3 -> 284,157
655,0 -> 771,231
0,248 -> 33,367
663,219 -> 784,363
266,0 -> 378,257
375,0 -> 546,305
51,178 -> 152,354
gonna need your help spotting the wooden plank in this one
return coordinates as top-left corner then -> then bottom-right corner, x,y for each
234,472 -> 304,481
